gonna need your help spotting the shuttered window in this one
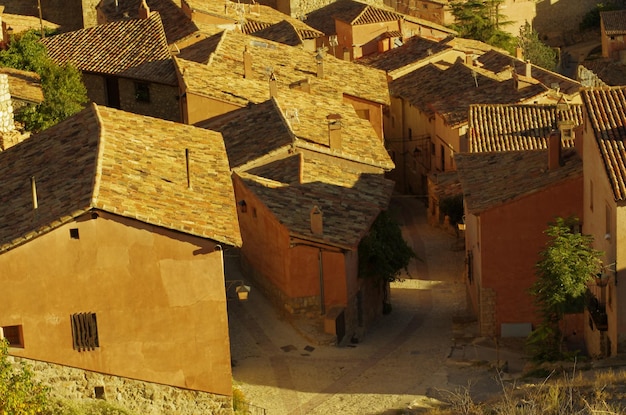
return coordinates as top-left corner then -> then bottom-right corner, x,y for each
71,312 -> 99,351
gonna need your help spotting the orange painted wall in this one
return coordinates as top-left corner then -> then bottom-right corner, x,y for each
479,175 -> 583,334
183,92 -> 243,126
350,21 -> 402,59
0,212 -> 232,396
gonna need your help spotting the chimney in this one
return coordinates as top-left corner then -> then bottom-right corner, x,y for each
516,47 -> 523,60
343,47 -> 350,61
310,205 -> 323,235
465,52 -> 474,66
139,0 -> 150,19
315,49 -> 324,78
269,72 -> 277,97
548,130 -> 562,170
525,60 -> 532,78
327,114 -> 342,150
243,46 -> 252,79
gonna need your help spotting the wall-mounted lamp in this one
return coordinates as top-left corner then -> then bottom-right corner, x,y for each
238,200 -> 247,213
225,280 -> 251,301
595,272 -> 610,288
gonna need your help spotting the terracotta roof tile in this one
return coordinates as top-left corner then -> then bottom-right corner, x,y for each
41,13 -> 177,85
176,30 -> 389,106
213,90 -> 394,171
468,103 -> 583,152
305,0 -> 402,35
244,19 -> 323,46
0,67 -> 43,104
581,86 -> 626,201
356,35 -> 452,73
477,50 -> 581,96
601,10 -> 626,35
390,59 -> 548,127
0,103 -> 241,253
455,148 -> 582,214
237,156 -> 394,249
97,0 -> 199,44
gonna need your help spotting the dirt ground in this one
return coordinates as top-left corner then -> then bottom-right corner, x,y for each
225,197 -> 527,415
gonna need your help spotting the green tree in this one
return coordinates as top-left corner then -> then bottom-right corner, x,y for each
0,339 -> 49,415
0,30 -> 88,132
527,217 -> 602,362
358,210 -> 416,283
518,21 -> 558,71
449,0 -> 516,52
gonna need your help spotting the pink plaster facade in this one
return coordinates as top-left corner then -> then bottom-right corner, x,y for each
465,175 -> 584,337
0,211 -> 232,396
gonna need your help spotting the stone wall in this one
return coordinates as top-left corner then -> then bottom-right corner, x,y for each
8,356 -> 233,415
0,74 -> 15,134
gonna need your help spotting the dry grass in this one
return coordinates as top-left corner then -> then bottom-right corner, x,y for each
408,364 -> 626,415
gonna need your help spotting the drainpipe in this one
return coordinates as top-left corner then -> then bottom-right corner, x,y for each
318,248 -> 325,315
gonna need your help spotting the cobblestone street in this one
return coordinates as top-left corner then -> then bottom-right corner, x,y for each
226,197 -> 519,414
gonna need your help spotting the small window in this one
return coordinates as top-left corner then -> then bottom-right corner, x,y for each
94,386 -> 105,399
71,312 -> 99,351
134,82 -> 150,103
1,325 -> 24,348
70,228 -> 80,239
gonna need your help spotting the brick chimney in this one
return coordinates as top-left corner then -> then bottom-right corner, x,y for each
548,130 -> 562,170
269,72 -> 277,97
310,205 -> 323,235
243,46 -> 252,79
139,0 -> 150,19
465,52 -> 474,66
327,114 -> 342,150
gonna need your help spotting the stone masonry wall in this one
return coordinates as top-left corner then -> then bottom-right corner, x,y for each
9,356 -> 233,415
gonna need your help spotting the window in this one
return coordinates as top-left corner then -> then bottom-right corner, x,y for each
134,82 -> 150,103
1,325 -> 24,347
71,312 -> 99,351
70,228 -> 80,239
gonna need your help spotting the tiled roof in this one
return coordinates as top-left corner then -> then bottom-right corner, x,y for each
601,10 -> 626,35
0,67 -> 43,104
244,19 -> 323,47
175,30 -> 390,106
356,35 -> 452,73
390,59 -> 548,127
213,90 -> 394,171
237,156 -> 394,249
468,103 -> 583,152
0,103 -> 242,253
581,86 -> 626,201
455,148 -> 582,214
402,15 -> 457,36
305,0 -> 403,35
41,13 -> 177,85
579,59 -> 626,87
1,12 -> 59,34
97,0 -> 199,44
477,50 -> 581,96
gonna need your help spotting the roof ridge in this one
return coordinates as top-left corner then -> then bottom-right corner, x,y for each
89,103 -> 106,209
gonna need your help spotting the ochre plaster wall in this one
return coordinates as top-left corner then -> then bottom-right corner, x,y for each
0,212 -> 232,396
479,174 -> 583,336
342,94 -> 384,141
335,20 -> 355,60
183,93 -> 243,126
351,21 -> 402,58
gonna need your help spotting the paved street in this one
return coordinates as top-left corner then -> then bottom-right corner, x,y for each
225,197 -> 518,414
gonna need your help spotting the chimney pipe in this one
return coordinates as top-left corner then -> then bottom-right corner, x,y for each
31,176 -> 38,209
465,52 -> 474,66
525,60 -> 532,78
548,130 -> 562,170
139,0 -> 150,19
269,72 -> 277,97
327,114 -> 342,150
310,205 -> 323,235
516,47 -> 523,60
243,46 -> 252,79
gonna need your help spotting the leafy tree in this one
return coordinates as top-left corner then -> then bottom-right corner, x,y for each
0,30 -> 88,132
449,0 -> 516,52
580,2 -> 622,31
0,339 -> 49,414
518,21 -> 558,71
439,194 -> 464,227
358,210 -> 416,283
527,217 -> 602,362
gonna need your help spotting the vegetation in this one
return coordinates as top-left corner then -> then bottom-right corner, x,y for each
449,0 -> 516,52
580,2 -> 623,31
527,217 -> 602,362
358,210 -> 416,283
517,22 -> 558,71
0,30 -> 88,132
0,338 -> 49,415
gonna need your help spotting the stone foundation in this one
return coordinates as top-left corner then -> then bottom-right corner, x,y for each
8,356 -> 233,415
